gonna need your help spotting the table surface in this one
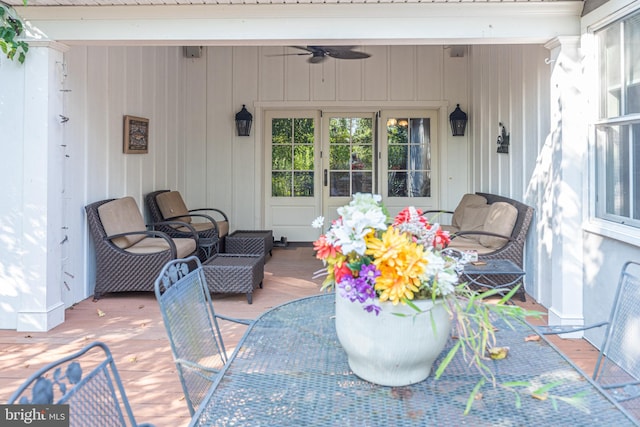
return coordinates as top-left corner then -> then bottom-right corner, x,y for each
462,258 -> 525,275
190,294 -> 638,427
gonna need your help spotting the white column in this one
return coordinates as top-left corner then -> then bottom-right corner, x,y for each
0,41 -> 69,331
544,37 -> 586,337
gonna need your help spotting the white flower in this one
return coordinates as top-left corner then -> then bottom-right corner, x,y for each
332,196 -> 388,256
311,216 -> 325,229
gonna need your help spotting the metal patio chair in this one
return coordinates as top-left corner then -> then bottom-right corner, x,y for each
154,256 -> 252,416
539,261 -> 640,411
7,341 -> 154,427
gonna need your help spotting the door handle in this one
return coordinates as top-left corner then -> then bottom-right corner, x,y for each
324,169 -> 328,187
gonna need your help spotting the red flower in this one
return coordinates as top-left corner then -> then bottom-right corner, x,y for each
313,235 -> 341,260
334,263 -> 354,283
393,207 -> 426,226
433,229 -> 451,249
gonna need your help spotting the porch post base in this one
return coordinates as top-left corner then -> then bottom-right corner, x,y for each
547,306 -> 585,339
17,302 -> 65,332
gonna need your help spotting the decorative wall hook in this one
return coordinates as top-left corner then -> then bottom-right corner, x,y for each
497,122 -> 510,154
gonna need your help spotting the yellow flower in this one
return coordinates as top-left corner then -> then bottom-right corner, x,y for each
366,226 -> 428,305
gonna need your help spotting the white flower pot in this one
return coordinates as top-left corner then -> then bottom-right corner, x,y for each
335,292 -> 452,386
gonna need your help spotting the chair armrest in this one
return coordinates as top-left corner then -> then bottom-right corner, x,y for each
422,210 -> 455,215
151,220 -> 200,241
451,230 -> 514,242
190,208 -> 229,222
215,313 -> 252,326
537,321 -> 608,335
164,214 -> 220,236
104,230 -> 178,256
175,358 -> 222,377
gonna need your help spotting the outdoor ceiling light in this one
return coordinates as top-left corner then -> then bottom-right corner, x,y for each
449,104 -> 468,136
235,105 -> 253,137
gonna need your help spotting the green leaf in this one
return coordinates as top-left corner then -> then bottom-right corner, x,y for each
464,378 -> 485,415
501,381 -> 530,388
532,380 -> 563,395
434,340 -> 461,379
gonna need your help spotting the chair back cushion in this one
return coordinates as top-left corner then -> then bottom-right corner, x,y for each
452,194 -> 488,229
479,202 -> 518,249
156,191 -> 192,223
98,197 -> 146,249
458,205 -> 491,240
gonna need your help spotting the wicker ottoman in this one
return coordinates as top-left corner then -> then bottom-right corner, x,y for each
225,230 -> 274,260
202,254 -> 264,304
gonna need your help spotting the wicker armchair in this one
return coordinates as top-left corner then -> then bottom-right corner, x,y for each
145,190 -> 229,258
85,197 -> 198,299
424,193 -> 534,300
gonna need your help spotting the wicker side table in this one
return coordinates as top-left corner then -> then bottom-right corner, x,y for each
225,230 -> 273,260
202,254 -> 264,304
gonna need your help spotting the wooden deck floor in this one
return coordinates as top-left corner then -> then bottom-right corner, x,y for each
0,244 -> 601,426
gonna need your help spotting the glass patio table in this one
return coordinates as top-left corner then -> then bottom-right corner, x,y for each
189,293 -> 638,427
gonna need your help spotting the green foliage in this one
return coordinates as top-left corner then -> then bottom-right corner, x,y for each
0,3 -> 28,64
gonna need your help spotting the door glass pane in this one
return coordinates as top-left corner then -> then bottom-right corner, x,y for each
271,118 -> 315,197
386,117 -> 431,197
328,117 -> 373,197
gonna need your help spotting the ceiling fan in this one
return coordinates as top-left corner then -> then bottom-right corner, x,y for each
284,46 -> 371,64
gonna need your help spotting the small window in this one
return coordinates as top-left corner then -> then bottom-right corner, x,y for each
594,11 -> 640,229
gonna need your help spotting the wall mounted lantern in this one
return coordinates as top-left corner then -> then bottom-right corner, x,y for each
449,104 -> 468,136
235,105 -> 253,136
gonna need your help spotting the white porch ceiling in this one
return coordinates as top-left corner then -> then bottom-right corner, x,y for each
5,0 -> 584,45
1,0 -> 583,5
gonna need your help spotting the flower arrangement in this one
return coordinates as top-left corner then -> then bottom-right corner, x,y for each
312,193 -> 457,315
312,193 -> 584,413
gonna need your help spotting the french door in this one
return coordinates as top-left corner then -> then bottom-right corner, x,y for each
321,112 -> 377,227
264,109 -> 438,241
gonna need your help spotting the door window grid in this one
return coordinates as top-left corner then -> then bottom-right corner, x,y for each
271,118 -> 315,197
328,117 -> 373,197
387,117 -> 432,198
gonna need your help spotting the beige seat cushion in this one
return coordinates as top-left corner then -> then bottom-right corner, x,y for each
98,197 -> 147,249
451,194 -> 488,229
125,237 -> 196,258
156,191 -> 191,223
479,202 -> 518,249
447,237 -> 497,255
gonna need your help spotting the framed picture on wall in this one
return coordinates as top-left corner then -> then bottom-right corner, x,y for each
123,115 -> 149,154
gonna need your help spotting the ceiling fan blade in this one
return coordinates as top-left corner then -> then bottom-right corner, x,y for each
291,46 -> 315,54
321,46 -> 371,60
308,54 -> 327,64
